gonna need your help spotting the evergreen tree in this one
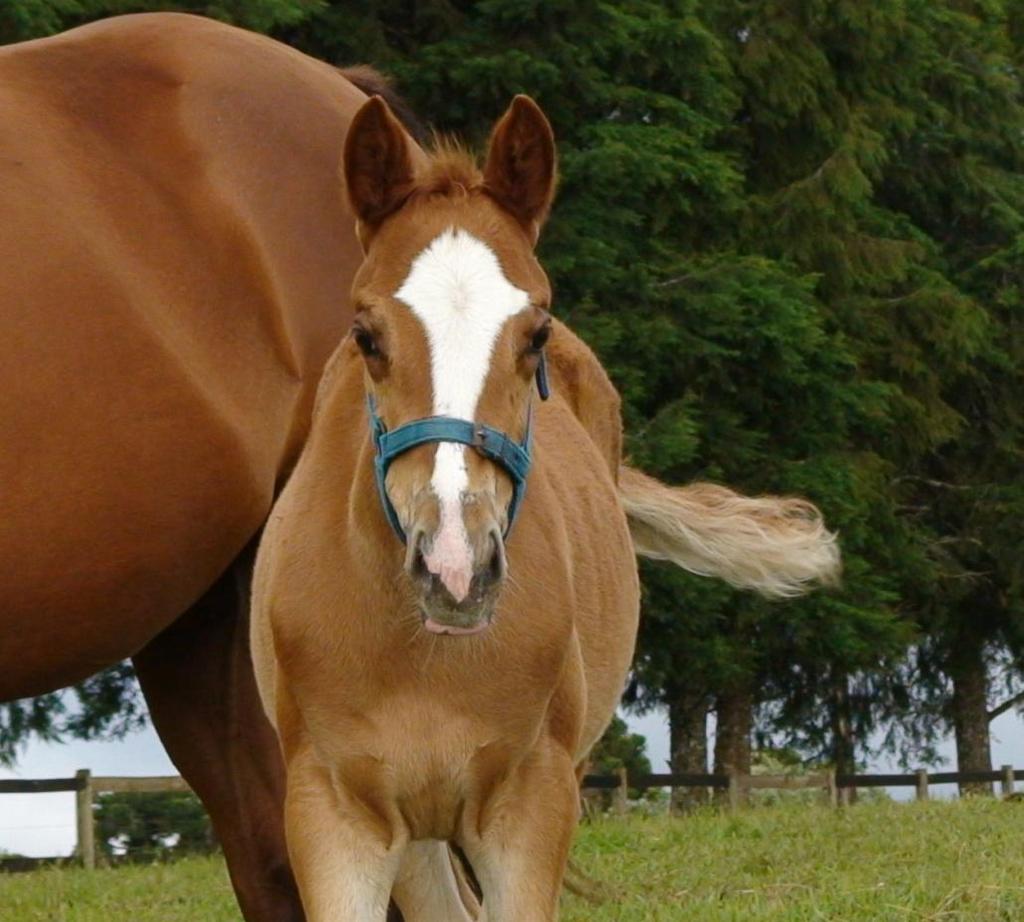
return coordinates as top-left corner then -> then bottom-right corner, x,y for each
876,0 -> 1024,790
699,0 -> 1024,786
1,663 -> 146,765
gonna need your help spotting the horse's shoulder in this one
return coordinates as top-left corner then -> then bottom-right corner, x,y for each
545,321 -> 623,480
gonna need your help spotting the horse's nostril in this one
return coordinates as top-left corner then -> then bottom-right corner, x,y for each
487,529 -> 507,583
405,530 -> 430,580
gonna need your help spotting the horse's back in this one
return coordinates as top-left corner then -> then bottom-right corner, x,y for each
0,15 -> 364,696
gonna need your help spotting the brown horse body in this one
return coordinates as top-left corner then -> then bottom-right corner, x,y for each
0,12 -> 366,698
2,14 -> 839,922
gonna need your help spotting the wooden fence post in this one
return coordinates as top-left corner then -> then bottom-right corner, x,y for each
825,770 -> 839,808
1000,764 -> 1015,798
75,769 -> 95,870
727,773 -> 742,811
612,767 -> 629,815
915,769 -> 929,802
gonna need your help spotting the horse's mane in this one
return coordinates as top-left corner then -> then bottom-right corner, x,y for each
415,137 -> 483,198
337,65 -> 429,145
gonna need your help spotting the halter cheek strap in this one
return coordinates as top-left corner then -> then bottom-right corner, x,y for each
368,351 -> 550,543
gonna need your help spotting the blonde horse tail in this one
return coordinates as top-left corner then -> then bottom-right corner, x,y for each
446,845 -> 482,919
563,857 -> 615,904
618,465 -> 841,598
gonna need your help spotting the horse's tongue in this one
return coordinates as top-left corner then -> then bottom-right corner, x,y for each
423,618 -> 488,636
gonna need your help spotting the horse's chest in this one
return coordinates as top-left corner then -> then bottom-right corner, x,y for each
315,695 -> 521,841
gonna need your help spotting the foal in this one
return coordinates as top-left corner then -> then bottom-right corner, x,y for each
252,93 -> 841,921
252,95 -> 640,921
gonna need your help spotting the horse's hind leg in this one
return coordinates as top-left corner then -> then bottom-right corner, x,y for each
132,544 -> 304,922
392,841 -> 479,922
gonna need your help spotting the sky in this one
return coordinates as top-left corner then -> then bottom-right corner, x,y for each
2,709 -> 1022,858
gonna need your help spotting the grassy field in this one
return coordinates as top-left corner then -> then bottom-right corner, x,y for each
2,799 -> 1023,921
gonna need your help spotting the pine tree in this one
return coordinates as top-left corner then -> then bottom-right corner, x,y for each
698,0 -> 1024,784
874,0 -> 1024,791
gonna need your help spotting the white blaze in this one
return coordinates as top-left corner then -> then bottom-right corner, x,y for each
395,228 -> 529,601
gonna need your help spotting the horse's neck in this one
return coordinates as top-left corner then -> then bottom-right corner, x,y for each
312,358 -> 409,590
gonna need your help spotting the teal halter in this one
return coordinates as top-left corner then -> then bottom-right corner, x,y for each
368,352 -> 550,543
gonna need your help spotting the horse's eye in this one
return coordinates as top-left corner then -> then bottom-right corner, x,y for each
354,327 -> 379,358
529,322 -> 551,353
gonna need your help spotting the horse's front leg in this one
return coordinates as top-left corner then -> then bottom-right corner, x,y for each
464,743 -> 579,922
284,747 -> 402,922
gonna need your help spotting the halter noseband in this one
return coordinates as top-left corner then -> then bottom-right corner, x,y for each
367,352 -> 551,543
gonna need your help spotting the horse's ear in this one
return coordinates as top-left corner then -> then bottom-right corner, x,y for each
343,96 -> 417,243
483,96 -> 556,242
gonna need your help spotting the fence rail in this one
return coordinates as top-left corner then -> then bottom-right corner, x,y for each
1,765 -> 1019,871
583,764 -> 1020,811
582,765 -> 1024,791
1,770 -> 193,871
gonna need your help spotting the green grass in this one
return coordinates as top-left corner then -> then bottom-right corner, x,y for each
2,799 -> 1023,920
566,799 -> 1024,921
0,856 -> 238,921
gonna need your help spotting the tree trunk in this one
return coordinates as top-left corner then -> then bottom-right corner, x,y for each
713,684 -> 753,807
949,638 -> 993,796
830,670 -> 857,805
668,688 -> 709,814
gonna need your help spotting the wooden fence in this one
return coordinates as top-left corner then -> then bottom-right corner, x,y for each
0,770 -> 189,870
1,766 -> 1021,870
581,764 -> 1022,810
